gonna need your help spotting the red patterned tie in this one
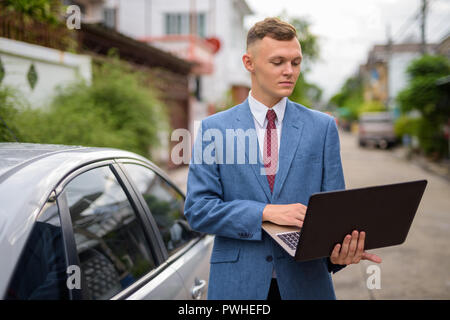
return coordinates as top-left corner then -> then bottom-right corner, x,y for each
264,109 -> 278,193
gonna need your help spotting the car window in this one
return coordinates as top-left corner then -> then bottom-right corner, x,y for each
64,166 -> 157,300
360,119 -> 392,123
6,197 -> 69,300
122,164 -> 198,256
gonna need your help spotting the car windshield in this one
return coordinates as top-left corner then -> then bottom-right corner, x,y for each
360,118 -> 392,123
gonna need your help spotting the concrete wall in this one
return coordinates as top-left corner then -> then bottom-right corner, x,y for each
0,37 -> 92,108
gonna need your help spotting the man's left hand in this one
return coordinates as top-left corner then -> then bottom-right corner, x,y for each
330,230 -> 382,265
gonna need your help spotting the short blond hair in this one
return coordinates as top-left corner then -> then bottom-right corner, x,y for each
247,17 -> 297,49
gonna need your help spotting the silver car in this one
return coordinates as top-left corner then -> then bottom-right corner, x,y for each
358,112 -> 397,149
0,143 -> 213,300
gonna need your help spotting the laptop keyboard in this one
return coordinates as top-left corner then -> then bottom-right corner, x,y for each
276,231 -> 300,250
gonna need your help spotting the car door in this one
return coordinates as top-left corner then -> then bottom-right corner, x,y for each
4,192 -> 71,300
55,161 -> 188,300
118,161 -> 214,300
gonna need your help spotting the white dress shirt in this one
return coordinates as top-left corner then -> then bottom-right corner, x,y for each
248,91 -> 287,279
247,91 -> 287,160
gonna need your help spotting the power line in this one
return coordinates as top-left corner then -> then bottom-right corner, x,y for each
420,0 -> 428,53
390,0 -> 444,45
427,12 -> 450,41
391,7 -> 421,43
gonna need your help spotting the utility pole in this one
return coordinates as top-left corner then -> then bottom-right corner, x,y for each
386,23 -> 393,110
420,0 -> 428,54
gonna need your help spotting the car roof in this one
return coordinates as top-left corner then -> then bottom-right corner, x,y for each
0,143 -> 88,178
0,142 -> 157,182
0,143 -> 167,296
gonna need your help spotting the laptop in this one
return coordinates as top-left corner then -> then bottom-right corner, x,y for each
262,179 -> 427,261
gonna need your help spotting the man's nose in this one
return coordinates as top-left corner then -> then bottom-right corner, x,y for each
283,63 -> 293,76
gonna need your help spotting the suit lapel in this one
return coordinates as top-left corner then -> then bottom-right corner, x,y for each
272,100 -> 304,200
234,99 -> 272,202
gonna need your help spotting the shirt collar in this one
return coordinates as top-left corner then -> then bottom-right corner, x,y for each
248,91 -> 287,127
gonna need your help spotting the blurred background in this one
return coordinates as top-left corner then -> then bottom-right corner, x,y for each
0,0 -> 449,299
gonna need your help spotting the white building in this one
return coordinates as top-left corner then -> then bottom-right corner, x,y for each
110,0 -> 253,116
63,0 -> 253,134
362,42 -> 439,117
386,43 -> 438,113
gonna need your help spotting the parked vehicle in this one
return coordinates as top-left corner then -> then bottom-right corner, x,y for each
0,143 -> 213,300
358,112 -> 397,149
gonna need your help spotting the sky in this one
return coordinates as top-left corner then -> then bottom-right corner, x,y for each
244,0 -> 450,102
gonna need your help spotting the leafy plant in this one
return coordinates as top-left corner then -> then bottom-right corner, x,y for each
2,0 -> 62,24
0,86 -> 25,142
396,55 -> 450,158
358,100 -> 387,115
329,75 -> 364,121
394,115 -> 421,138
1,59 -> 169,160
287,16 -> 322,106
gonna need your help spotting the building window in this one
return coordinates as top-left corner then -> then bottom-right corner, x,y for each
165,13 -> 206,38
103,7 -> 117,29
197,13 -> 206,38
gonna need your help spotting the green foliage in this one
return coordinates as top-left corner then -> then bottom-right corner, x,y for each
2,0 -> 62,24
397,55 -> 450,116
0,59 -> 169,159
289,74 -> 323,107
0,57 -> 5,84
1,0 -> 78,52
396,55 -> 450,158
329,75 -> 364,121
0,86 -> 25,141
394,115 -> 421,138
393,116 -> 447,157
358,100 -> 387,116
287,16 -> 320,66
415,118 -> 448,157
286,15 -> 322,106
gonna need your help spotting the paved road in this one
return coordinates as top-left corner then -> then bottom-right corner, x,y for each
333,130 -> 450,299
169,130 -> 450,299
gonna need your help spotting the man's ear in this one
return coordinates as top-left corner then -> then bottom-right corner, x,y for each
242,52 -> 255,73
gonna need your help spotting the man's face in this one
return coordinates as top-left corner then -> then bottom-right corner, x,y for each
244,36 -> 302,104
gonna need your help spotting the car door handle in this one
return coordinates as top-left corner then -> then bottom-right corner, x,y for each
191,278 -> 206,300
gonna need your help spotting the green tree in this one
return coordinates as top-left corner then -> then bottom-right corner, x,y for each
329,74 -> 364,121
1,59 -> 169,159
1,0 -> 78,52
397,55 -> 450,158
0,86 -> 24,142
286,16 -> 322,107
287,16 -> 320,68
358,100 -> 386,115
2,0 -> 62,24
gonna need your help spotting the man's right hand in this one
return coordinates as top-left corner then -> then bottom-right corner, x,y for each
262,203 -> 307,228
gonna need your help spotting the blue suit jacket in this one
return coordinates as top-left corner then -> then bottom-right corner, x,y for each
184,98 -> 346,300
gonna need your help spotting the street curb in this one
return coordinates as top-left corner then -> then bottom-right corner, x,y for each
390,147 -> 450,183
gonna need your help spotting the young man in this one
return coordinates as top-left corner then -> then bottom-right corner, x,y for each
184,17 -> 381,300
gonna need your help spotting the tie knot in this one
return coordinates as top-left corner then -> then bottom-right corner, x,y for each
266,109 -> 277,123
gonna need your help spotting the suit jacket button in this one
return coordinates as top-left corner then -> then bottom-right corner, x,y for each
266,255 -> 273,262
